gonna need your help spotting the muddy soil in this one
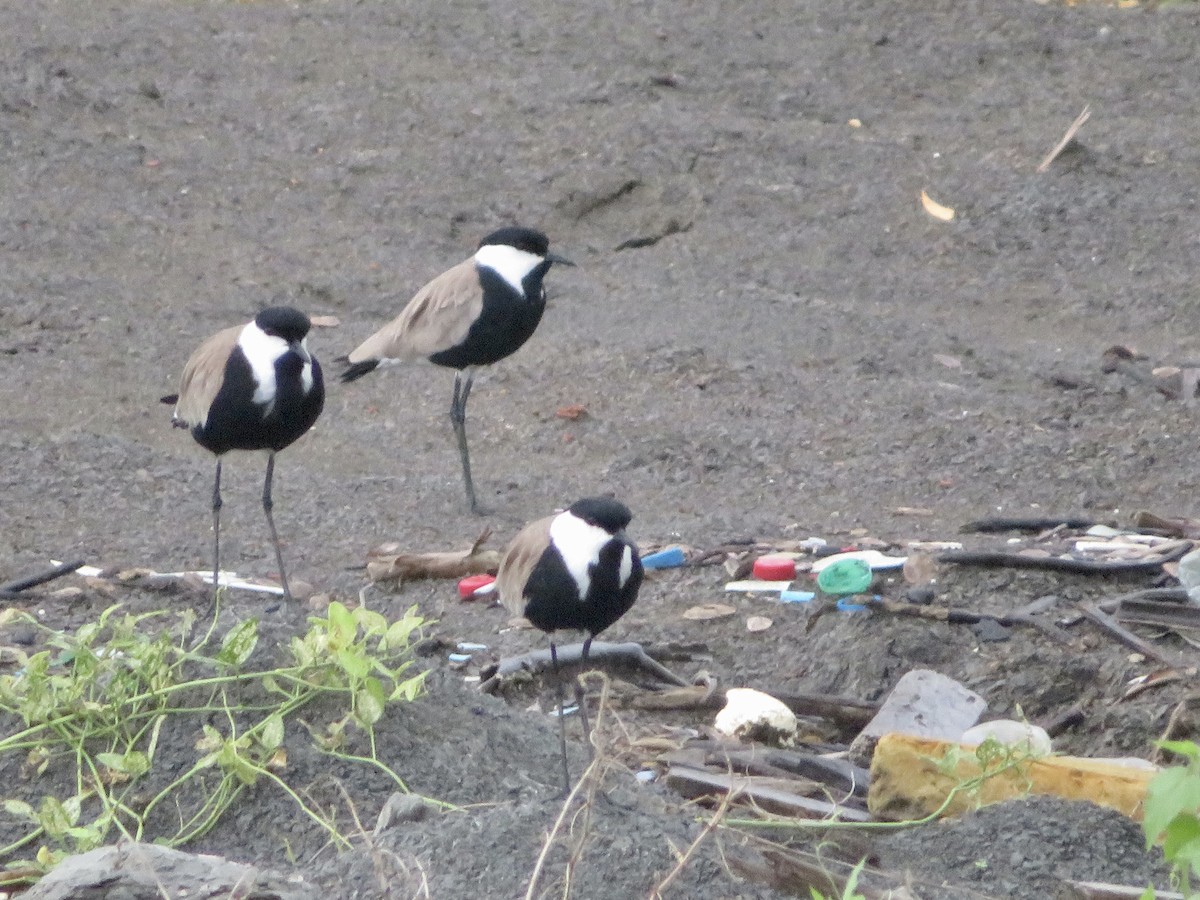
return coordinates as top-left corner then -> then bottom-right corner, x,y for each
3,0 -> 1200,896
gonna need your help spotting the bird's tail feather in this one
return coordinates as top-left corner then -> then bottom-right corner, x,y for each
340,359 -> 380,383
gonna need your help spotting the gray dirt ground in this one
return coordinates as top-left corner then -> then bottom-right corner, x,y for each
3,0 -> 1200,896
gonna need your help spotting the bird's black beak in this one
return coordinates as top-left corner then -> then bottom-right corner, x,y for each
290,340 -> 311,364
547,252 -> 576,267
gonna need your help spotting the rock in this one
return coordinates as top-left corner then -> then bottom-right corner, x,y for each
961,720 -> 1052,757
713,687 -> 798,746
848,669 -> 987,767
23,842 -> 318,900
374,792 -> 434,834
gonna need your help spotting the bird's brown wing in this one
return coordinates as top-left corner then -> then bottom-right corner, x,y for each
173,324 -> 241,429
495,514 -> 554,619
347,259 -> 481,364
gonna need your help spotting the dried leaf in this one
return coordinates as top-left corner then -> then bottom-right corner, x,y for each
309,315 -> 340,328
746,616 -> 773,632
555,404 -> 588,420
920,189 -> 955,222
682,603 -> 737,621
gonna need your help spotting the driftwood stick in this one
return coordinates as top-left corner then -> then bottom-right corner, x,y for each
1117,598 -> 1200,631
679,743 -> 869,798
1099,587 -> 1189,614
867,598 -> 1073,644
1077,603 -> 1178,666
959,516 -> 1103,534
1059,880 -> 1181,900
938,545 -> 1189,573
664,765 -> 872,822
479,641 -> 689,692
0,559 -> 86,598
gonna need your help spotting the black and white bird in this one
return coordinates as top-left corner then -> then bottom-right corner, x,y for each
340,226 -> 573,514
495,497 -> 643,792
163,306 -> 325,609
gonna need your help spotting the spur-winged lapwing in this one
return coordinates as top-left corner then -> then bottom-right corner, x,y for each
163,306 -> 325,608
340,226 -> 573,513
496,496 -> 643,792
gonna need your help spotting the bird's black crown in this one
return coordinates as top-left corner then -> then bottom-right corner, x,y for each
567,497 -> 633,534
478,226 -> 550,258
256,306 -> 312,343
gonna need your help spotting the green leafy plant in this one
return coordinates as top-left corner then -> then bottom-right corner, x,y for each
0,599 -> 428,885
1143,739 -> 1200,896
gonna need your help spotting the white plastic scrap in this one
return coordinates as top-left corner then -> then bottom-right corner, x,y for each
959,720 -> 1052,757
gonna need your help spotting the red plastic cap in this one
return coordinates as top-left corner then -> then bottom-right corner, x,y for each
458,574 -> 496,599
752,556 -> 796,581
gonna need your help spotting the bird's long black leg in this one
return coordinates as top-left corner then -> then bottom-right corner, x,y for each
550,639 -> 571,795
577,636 -> 595,762
450,369 -> 480,514
261,452 -> 294,602
206,458 -> 223,617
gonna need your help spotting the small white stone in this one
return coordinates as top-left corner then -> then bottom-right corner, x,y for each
714,688 -> 797,745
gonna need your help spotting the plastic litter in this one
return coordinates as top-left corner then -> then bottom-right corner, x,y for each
641,546 -> 687,569
810,549 -> 907,573
1176,547 -> 1200,603
457,573 -> 496,599
725,580 -> 792,592
836,596 -> 870,612
779,590 -> 815,604
752,555 -> 797,580
447,653 -> 473,663
456,642 -> 488,652
817,558 -> 873,595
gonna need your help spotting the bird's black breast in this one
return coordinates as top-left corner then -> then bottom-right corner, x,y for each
428,265 -> 548,370
521,537 -> 643,638
193,349 -> 324,455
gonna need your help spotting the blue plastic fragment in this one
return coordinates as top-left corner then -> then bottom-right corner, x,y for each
836,596 -> 870,613
780,590 -> 816,604
456,642 -> 489,652
641,547 -> 687,569
447,653 -> 473,663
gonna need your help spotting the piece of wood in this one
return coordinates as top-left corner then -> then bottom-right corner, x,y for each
1078,603 -> 1179,666
1099,587 -> 1190,614
959,516 -> 1103,534
1059,880 -> 1181,900
938,544 -> 1189,573
868,598 -> 1075,644
0,559 -> 86,598
1118,597 -> 1200,631
478,640 -> 690,692
665,765 -> 872,822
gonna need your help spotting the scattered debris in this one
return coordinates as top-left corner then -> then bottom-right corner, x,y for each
682,602 -> 738,619
1037,103 -> 1091,173
920,189 -> 955,222
366,529 -> 499,583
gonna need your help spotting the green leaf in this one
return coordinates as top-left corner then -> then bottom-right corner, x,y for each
355,686 -> 384,726
327,601 -> 355,643
217,619 -> 259,667
352,607 -> 388,636
1145,763 -> 1200,847
38,796 -> 73,836
1163,814 -> 1200,862
96,751 -> 150,778
3,799 -> 36,821
336,647 -> 370,681
260,714 -> 285,752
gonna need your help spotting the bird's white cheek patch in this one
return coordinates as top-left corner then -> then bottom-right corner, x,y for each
474,244 -> 542,296
238,323 -> 289,406
618,547 -> 634,588
550,512 -> 610,600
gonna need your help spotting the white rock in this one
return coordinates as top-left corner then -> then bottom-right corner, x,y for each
714,688 -> 797,745
960,720 -> 1052,757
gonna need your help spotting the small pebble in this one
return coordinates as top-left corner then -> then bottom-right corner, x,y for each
905,585 -> 936,605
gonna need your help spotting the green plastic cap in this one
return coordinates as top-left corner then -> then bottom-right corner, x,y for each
816,558 -> 873,596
